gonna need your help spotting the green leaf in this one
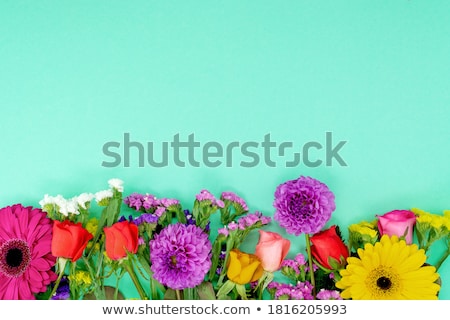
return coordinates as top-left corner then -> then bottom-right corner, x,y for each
197,282 -> 217,300
216,280 -> 235,300
164,288 -> 177,300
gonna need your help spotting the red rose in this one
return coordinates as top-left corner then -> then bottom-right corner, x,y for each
104,221 -> 139,260
52,220 -> 93,262
310,225 -> 349,270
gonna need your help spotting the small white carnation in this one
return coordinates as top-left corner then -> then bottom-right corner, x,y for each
39,194 -> 54,208
108,178 -> 124,192
95,189 -> 113,203
76,193 -> 95,209
58,197 -> 80,216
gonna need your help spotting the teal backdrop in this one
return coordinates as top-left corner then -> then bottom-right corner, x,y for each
1,1 -> 449,299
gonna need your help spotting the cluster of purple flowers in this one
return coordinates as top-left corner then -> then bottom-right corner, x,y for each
196,189 -> 224,208
50,276 -> 70,300
221,191 -> 248,211
218,211 -> 271,236
267,281 -> 314,300
124,193 -> 180,217
266,281 -> 341,300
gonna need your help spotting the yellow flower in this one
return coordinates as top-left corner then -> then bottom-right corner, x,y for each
227,249 -> 264,285
336,235 -> 440,299
69,270 -> 93,287
444,211 -> 450,230
348,220 -> 378,251
85,218 -> 99,236
349,221 -> 378,238
412,208 -> 433,225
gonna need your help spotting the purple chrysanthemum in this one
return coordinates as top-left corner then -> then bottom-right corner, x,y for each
150,223 -> 212,290
273,176 -> 335,235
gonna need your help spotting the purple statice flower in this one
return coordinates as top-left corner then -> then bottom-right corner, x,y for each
304,263 -> 319,273
221,191 -> 249,211
227,221 -> 238,231
260,215 -> 272,225
160,198 -> 179,207
219,250 -> 226,260
267,282 -> 314,300
154,207 -> 166,217
196,189 -> 224,208
316,289 -> 343,300
150,223 -> 212,290
237,211 -> 271,229
215,199 -> 225,208
237,214 -> 259,229
51,276 -> 70,300
118,215 -> 133,222
124,193 -> 145,211
184,209 -> 196,225
273,176 -> 335,235
294,253 -> 306,265
142,194 -> 160,210
218,227 -> 229,236
138,237 -> 146,246
134,213 -> 159,225
281,259 -> 301,274
196,189 -> 216,202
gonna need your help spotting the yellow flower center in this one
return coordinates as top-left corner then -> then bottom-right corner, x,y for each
366,266 -> 401,298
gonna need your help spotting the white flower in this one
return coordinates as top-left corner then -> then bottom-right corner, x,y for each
39,194 -> 54,208
76,193 -> 95,209
95,189 -> 114,203
108,178 -> 124,192
58,197 -> 80,216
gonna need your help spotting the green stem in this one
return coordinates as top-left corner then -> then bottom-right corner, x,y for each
305,234 -> 316,298
125,259 -> 148,300
150,276 -> 158,300
175,289 -> 183,300
48,258 -> 68,300
435,249 -> 450,271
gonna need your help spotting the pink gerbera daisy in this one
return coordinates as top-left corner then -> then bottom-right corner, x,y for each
0,204 -> 57,299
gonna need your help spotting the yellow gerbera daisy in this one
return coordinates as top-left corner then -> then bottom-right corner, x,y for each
336,235 -> 440,299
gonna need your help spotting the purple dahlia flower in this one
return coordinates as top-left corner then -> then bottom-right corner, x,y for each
150,223 -> 212,290
273,176 -> 335,235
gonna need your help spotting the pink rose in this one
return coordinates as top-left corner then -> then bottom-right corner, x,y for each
255,230 -> 290,272
377,210 -> 416,244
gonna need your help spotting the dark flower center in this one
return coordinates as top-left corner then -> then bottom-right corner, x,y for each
0,239 -> 31,277
170,255 -> 177,266
377,276 -> 392,290
6,248 -> 23,267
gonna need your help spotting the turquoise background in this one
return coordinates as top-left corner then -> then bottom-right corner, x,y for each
0,1 -> 449,299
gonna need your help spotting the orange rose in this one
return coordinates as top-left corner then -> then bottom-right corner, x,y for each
255,230 -> 290,272
52,220 -> 93,262
226,249 -> 264,285
104,221 -> 139,260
